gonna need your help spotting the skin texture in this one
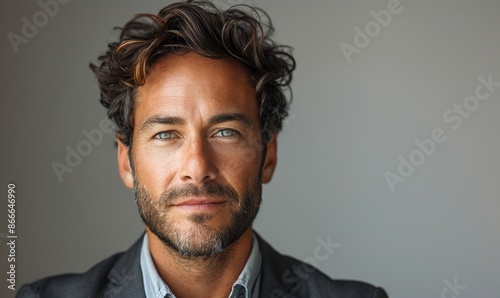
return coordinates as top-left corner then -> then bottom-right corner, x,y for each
117,52 -> 277,297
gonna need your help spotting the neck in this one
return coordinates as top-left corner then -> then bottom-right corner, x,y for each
146,227 -> 253,298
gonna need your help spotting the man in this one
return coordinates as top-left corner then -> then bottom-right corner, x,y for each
18,1 -> 388,297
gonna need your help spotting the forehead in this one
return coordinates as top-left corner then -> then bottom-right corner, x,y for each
134,53 -> 258,121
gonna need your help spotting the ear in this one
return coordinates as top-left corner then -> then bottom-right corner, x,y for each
261,134 -> 277,184
117,138 -> 134,189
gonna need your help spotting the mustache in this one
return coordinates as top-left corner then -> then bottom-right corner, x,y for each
158,183 -> 239,205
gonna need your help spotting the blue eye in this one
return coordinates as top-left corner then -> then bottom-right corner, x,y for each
154,131 -> 176,140
214,129 -> 238,138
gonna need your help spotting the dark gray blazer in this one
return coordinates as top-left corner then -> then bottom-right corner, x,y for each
17,234 -> 389,297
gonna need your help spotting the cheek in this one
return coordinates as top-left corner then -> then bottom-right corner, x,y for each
133,146 -> 177,193
215,145 -> 262,181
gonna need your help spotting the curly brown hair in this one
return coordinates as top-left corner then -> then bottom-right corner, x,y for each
90,0 -> 295,146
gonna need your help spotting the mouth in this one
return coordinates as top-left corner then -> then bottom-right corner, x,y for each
172,197 -> 226,211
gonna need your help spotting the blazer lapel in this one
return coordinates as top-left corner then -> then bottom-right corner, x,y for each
256,233 -> 301,297
98,234 -> 147,298
97,232 -> 302,297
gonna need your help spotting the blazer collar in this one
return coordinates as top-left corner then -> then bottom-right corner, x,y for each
255,233 -> 301,297
102,233 -> 146,298
100,232 -> 300,298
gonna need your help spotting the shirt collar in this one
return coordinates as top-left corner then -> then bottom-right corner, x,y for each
140,233 -> 173,298
229,232 -> 262,298
140,232 -> 261,298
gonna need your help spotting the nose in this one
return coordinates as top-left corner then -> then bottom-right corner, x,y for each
178,136 -> 217,184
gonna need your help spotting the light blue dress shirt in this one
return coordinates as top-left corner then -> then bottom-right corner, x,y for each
140,233 -> 262,298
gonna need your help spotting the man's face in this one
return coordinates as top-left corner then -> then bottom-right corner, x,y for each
117,52 -> 277,257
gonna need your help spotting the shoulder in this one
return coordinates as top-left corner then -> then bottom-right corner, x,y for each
16,252 -> 123,298
16,235 -> 145,298
280,254 -> 388,297
256,233 -> 389,298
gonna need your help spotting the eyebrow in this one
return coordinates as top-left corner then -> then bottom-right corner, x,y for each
208,113 -> 253,127
139,113 -> 253,133
139,116 -> 185,133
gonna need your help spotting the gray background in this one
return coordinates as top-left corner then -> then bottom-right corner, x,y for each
1,0 -> 499,297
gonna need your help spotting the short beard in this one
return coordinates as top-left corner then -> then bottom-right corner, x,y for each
135,181 -> 262,258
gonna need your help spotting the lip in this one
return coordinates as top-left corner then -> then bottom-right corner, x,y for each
173,198 -> 225,206
172,198 -> 226,211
